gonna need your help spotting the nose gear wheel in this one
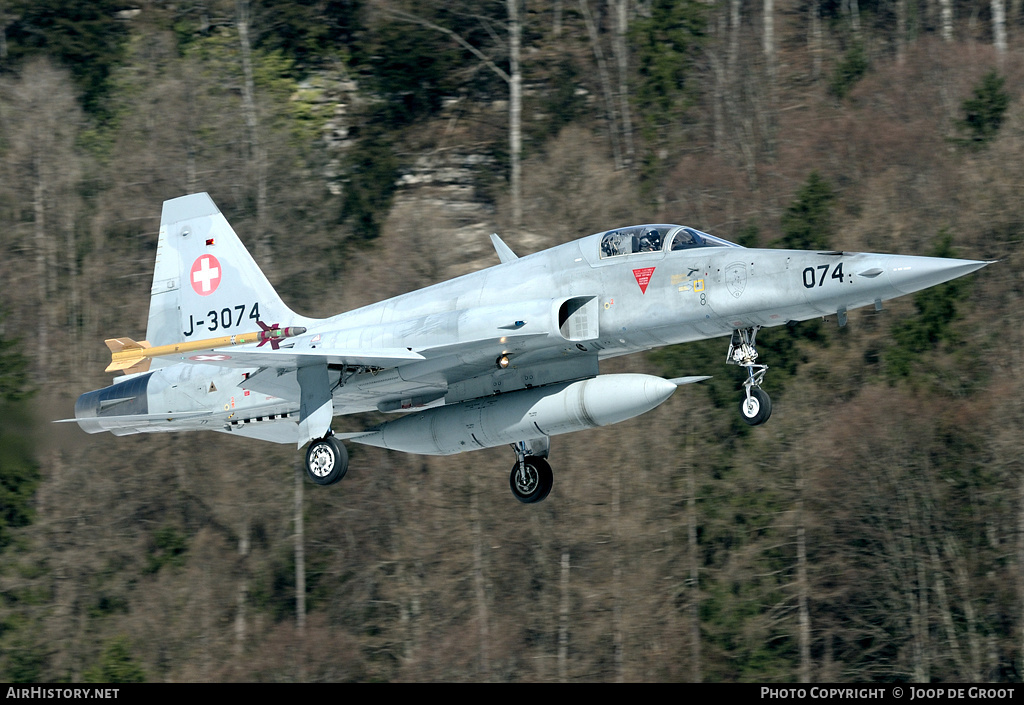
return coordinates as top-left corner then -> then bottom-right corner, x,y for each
727,326 -> 772,426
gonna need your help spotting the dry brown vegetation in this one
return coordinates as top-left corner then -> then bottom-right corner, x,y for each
1,0 -> 1024,683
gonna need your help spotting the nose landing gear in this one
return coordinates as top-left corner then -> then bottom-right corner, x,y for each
728,327 -> 772,426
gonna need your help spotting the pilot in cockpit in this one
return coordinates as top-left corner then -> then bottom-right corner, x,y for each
638,228 -> 661,252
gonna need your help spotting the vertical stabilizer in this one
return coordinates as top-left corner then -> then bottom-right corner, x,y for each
145,193 -> 313,364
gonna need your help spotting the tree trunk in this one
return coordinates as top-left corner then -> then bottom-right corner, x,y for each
382,6 -> 524,228
687,432 -> 702,682
295,463 -> 306,632
234,516 -> 250,658
580,0 -> 624,170
1019,471 -> 1024,676
471,482 -> 490,678
237,0 -> 271,271
896,0 -> 907,65
612,467 -> 624,682
810,0 -> 823,82
612,0 -> 635,169
33,152 -> 49,381
711,10 -> 726,154
797,473 -> 811,682
846,0 -> 862,37
992,0 -> 1008,65
928,534 -> 967,674
939,0 -> 953,41
559,550 -> 570,681
729,0 -> 740,76
763,0 -> 777,158
508,0 -> 523,230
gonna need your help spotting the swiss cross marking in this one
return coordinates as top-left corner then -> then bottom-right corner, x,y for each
190,255 -> 222,296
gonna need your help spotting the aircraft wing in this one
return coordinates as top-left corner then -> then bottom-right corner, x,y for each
169,316 -> 605,444
230,329 -> 592,415
182,346 -> 425,369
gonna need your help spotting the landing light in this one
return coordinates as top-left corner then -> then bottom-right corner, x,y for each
496,354 -> 511,369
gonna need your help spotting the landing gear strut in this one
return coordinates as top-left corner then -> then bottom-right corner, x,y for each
509,440 -> 553,503
727,326 -> 772,426
305,433 -> 349,485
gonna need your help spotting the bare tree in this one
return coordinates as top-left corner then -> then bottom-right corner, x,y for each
612,0 -> 635,169
382,2 -> 525,230
580,0 -> 624,169
236,0 -> 271,270
797,470 -> 811,682
0,59 -> 82,382
992,0 -> 1008,65
939,0 -> 953,41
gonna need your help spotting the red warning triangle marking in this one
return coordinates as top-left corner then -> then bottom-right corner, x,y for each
632,267 -> 656,294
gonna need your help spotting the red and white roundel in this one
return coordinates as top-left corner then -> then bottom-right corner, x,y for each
190,255 -> 222,296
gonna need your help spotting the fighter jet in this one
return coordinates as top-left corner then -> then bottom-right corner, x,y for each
62,193 -> 991,503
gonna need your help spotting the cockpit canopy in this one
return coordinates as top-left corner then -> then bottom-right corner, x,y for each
598,224 -> 739,259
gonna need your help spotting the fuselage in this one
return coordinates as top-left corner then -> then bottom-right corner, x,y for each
306,226 -> 979,354
71,222 -> 989,444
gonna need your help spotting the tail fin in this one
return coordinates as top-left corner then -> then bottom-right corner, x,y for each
145,193 -> 312,364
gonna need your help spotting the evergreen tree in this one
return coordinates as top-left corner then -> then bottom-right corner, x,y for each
0,307 -> 36,552
829,42 -> 869,99
252,0 -> 365,74
954,70 -> 1010,148
776,172 -> 835,251
631,0 -> 705,136
83,636 -> 146,683
2,0 -> 130,116
885,231 -> 970,380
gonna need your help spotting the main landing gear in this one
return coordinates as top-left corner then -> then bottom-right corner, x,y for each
305,433 -> 349,485
728,326 -> 772,426
509,440 -> 553,504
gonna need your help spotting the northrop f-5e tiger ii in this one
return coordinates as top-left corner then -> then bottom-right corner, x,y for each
62,193 -> 992,503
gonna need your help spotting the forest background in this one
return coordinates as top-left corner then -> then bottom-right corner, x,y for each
0,0 -> 1022,683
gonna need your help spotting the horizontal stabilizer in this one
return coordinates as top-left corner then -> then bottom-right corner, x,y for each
54,410 -> 213,426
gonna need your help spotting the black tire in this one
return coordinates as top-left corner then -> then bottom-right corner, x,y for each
305,435 -> 349,485
509,456 -> 553,504
740,387 -> 772,426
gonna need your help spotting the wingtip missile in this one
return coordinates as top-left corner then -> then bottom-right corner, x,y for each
104,325 -> 307,373
255,321 -> 307,349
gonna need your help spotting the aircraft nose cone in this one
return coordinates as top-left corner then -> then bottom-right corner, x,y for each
885,255 -> 993,295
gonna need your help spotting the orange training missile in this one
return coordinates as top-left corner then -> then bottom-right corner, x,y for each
104,325 -> 306,373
